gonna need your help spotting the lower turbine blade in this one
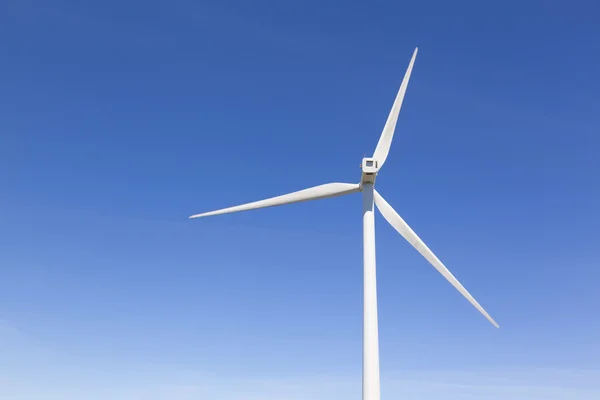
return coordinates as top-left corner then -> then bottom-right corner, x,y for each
190,182 -> 360,219
373,190 -> 499,328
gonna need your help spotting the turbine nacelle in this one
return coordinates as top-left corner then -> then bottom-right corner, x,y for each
360,157 -> 379,186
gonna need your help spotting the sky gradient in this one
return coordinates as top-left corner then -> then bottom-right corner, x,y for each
1,0 -> 599,398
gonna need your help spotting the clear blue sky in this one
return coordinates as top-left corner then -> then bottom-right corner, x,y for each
1,0 -> 599,398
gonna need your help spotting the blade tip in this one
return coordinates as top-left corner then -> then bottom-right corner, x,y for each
190,212 -> 215,219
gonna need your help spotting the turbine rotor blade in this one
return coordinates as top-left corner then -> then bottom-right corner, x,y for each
373,190 -> 499,328
372,47 -> 418,168
190,182 -> 360,219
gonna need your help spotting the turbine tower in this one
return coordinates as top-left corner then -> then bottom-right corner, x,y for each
190,47 -> 499,400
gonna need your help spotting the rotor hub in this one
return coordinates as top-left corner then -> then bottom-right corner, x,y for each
360,157 -> 379,185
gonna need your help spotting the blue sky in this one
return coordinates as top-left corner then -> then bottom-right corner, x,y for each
1,0 -> 599,398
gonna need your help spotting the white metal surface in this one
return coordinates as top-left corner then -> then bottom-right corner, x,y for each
362,183 -> 380,400
189,182 -> 360,219
373,189 -> 499,328
372,47 -> 418,168
361,158 -> 379,185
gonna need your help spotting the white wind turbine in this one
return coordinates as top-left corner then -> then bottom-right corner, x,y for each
190,47 -> 499,400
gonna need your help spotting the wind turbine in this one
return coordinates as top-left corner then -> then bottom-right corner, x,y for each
190,47 -> 499,400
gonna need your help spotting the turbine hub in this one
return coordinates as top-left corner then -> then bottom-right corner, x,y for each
360,157 -> 379,185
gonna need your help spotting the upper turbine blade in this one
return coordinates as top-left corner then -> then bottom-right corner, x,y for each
190,182 -> 360,219
372,47 -> 418,168
373,190 -> 499,328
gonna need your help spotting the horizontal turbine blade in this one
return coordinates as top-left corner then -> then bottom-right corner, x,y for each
372,47 -> 418,168
190,182 -> 360,219
373,190 -> 499,328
